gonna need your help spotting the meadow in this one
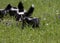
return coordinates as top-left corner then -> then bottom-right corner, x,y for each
0,0 -> 60,43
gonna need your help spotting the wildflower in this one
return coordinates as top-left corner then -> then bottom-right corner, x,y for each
46,23 -> 48,26
44,18 -> 46,20
56,10 -> 59,15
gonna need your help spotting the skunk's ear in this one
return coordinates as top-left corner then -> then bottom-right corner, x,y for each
5,4 -> 12,10
18,1 -> 24,12
25,4 -> 34,17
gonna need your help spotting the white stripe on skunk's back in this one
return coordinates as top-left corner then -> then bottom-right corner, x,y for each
17,10 -> 24,15
11,8 -> 18,11
11,8 -> 27,15
17,12 -> 24,15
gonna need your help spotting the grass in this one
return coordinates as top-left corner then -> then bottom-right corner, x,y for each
0,0 -> 60,43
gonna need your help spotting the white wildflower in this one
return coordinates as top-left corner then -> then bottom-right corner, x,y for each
33,40 -> 35,42
56,10 -> 59,12
44,18 -> 46,20
56,12 -> 59,15
56,10 -> 59,15
46,23 -> 49,26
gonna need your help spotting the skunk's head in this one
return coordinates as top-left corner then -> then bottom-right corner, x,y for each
18,1 -> 24,12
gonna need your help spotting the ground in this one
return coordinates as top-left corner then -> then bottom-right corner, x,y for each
0,0 -> 60,43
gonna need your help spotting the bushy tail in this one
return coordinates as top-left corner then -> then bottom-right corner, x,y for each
5,4 -> 12,10
18,1 -> 24,12
25,4 -> 34,17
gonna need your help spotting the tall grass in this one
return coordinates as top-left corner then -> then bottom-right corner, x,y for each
0,0 -> 60,43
